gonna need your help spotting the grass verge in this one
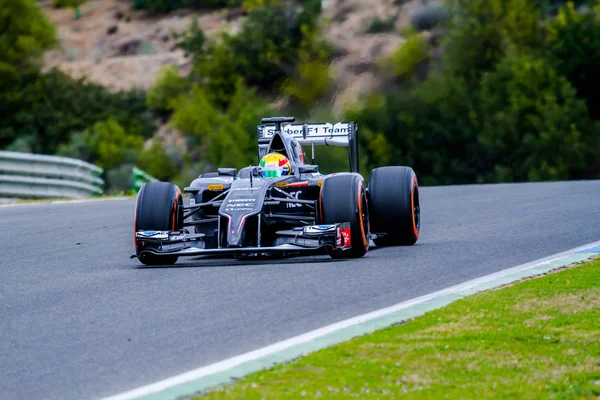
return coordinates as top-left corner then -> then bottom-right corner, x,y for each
197,257 -> 600,399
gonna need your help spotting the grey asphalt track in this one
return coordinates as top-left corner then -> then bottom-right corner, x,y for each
1,180 -> 599,400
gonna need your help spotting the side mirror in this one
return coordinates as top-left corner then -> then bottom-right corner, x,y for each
184,187 -> 200,194
298,165 -> 319,175
218,168 -> 237,178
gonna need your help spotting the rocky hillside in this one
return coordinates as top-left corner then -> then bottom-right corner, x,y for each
41,0 -> 421,115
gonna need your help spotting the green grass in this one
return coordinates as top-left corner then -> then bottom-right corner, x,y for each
197,257 -> 600,399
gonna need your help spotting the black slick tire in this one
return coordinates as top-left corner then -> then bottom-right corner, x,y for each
134,182 -> 183,265
368,166 -> 420,246
320,173 -> 370,259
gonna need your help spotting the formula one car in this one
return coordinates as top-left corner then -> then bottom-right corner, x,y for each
132,117 -> 420,265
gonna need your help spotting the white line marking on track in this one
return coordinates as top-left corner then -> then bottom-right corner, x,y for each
0,197 -> 132,207
101,239 -> 600,400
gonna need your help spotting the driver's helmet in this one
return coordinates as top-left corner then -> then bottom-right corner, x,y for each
259,152 -> 292,178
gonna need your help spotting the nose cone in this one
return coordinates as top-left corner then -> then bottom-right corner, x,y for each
219,179 -> 268,247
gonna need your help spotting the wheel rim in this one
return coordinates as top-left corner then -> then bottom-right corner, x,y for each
360,185 -> 370,247
413,184 -> 420,232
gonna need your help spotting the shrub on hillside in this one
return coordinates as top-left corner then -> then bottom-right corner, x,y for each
280,42 -> 335,110
366,16 -> 397,34
134,0 -> 241,13
345,0 -> 600,185
545,2 -> 600,120
1,69 -> 155,155
384,33 -> 430,78
176,0 -> 324,97
147,65 -> 188,115
84,118 -> 144,170
52,0 -> 87,8
410,2 -> 450,31
442,0 -> 543,84
0,0 -> 57,70
477,55 -> 595,182
169,79 -> 271,168
137,141 -> 178,181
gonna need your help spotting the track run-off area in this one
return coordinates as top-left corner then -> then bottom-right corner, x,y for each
1,180 -> 599,400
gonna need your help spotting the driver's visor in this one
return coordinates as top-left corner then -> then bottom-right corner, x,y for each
262,169 -> 285,178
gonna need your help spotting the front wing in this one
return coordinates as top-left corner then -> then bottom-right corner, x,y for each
132,222 -> 352,259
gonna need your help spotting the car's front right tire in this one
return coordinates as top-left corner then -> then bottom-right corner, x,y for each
134,182 -> 182,266
320,173 -> 370,259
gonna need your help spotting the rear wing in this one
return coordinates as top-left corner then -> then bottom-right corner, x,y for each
257,117 -> 360,173
258,122 -> 353,147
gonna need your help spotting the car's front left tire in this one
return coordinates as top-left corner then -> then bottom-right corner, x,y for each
368,166 -> 420,247
134,182 -> 183,265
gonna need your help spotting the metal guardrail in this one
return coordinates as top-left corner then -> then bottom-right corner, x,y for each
0,150 -> 105,199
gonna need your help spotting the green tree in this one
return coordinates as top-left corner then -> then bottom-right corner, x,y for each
170,79 -> 271,169
147,65 -> 188,115
442,0 -> 543,86
280,41 -> 335,110
137,141 -> 178,181
0,0 -> 58,141
52,0 -> 87,9
343,0 -> 600,185
85,118 -> 144,170
0,0 -> 57,70
189,38 -> 244,108
176,17 -> 206,62
1,69 -> 155,154
545,2 -> 600,119
228,0 -> 322,89
477,55 -> 595,182
383,33 -> 430,78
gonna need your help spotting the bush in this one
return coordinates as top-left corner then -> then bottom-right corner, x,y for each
384,33 -> 430,77
137,141 -> 178,181
410,2 -> 450,31
477,55 -> 595,182
176,17 -> 206,61
545,3 -> 600,120
170,79 -> 271,168
105,163 -> 136,194
147,65 -> 188,114
136,0 -> 241,14
366,16 -> 397,34
52,0 -> 87,8
84,118 -> 144,170
280,43 -> 335,109
1,69 -> 155,155
441,0 -> 543,85
227,1 -> 309,89
345,3 -> 600,186
179,0 -> 324,97
55,131 -> 91,161
190,38 -> 244,108
0,0 -> 57,70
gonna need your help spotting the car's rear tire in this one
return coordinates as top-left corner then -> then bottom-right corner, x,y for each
368,166 -> 420,247
134,182 -> 183,265
320,173 -> 369,259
